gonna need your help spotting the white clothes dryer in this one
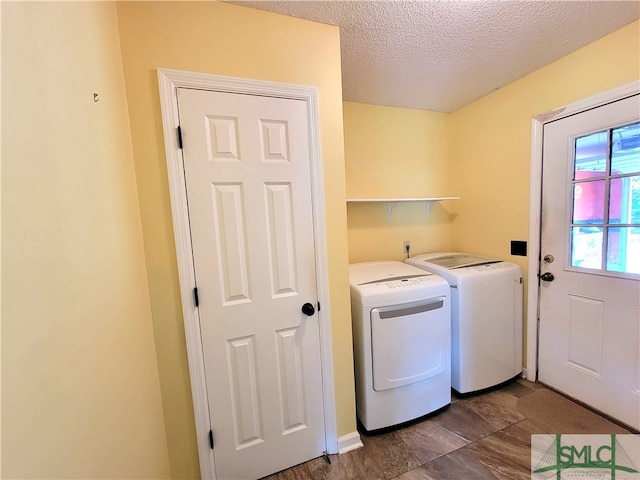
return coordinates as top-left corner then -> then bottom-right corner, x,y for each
349,261 -> 451,431
406,252 -> 523,394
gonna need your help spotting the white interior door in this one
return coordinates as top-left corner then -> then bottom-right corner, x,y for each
177,87 -> 326,479
538,94 -> 640,430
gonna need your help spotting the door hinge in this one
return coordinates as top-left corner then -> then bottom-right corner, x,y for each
177,126 -> 183,149
208,429 -> 214,450
193,287 -> 199,307
317,301 -> 321,312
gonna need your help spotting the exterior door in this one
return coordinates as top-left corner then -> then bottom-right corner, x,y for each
177,87 -> 326,479
538,94 -> 640,430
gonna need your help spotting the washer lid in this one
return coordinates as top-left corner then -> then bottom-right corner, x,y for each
426,253 -> 500,269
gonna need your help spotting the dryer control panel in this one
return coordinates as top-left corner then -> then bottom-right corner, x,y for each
351,274 -> 449,305
349,261 -> 450,306
379,276 -> 433,289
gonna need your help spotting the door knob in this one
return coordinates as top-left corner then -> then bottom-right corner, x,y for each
301,303 -> 316,316
539,272 -> 555,282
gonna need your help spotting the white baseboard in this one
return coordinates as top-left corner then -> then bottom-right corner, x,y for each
337,431 -> 364,454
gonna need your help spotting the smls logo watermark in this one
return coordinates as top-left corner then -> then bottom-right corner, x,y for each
532,434 -> 640,479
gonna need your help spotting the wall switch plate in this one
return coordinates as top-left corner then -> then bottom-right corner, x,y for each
511,240 -> 527,256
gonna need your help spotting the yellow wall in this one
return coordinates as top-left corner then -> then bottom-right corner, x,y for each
450,20 -> 640,262
2,2 -> 171,478
344,103 -> 454,263
115,2 -> 354,477
343,21 -> 639,368
448,20 -> 640,360
4,1 -> 635,476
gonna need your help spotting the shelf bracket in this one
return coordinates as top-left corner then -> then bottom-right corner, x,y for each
386,200 -> 437,217
425,200 -> 435,217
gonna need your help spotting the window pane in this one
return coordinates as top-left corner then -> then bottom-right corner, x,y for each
610,175 -> 640,224
611,122 -> 640,175
571,226 -> 603,269
573,180 -> 605,224
575,131 -> 608,177
607,227 -> 640,274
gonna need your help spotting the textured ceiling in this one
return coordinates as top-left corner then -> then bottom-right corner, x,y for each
227,1 -> 640,112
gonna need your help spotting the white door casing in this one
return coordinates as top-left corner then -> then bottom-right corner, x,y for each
157,69 -> 337,479
178,87 -> 326,479
527,81 -> 640,381
530,87 -> 640,430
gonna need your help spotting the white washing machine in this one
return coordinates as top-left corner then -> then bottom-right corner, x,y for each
406,252 -> 523,394
349,261 -> 451,431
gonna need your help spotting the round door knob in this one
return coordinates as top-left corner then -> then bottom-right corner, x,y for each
301,303 -> 316,316
539,272 -> 555,282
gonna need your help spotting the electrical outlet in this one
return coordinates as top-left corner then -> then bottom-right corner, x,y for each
403,240 -> 410,255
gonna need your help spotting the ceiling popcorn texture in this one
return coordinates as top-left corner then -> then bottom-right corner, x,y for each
227,1 -> 640,112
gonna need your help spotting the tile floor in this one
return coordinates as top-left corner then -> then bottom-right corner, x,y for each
263,379 -> 636,480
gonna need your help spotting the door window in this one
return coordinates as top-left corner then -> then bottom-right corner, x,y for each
570,121 -> 640,275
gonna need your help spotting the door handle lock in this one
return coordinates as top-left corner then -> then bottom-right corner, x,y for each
301,303 -> 316,316
539,272 -> 555,282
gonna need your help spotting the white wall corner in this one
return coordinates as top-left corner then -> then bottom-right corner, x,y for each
337,432 -> 364,454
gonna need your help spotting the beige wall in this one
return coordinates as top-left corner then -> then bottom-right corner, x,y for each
344,21 -> 640,269
343,21 -> 639,368
344,102 -> 454,263
115,2 -> 354,478
4,2 -> 636,477
2,2 -> 171,478
448,20 -> 640,362
450,20 -> 640,262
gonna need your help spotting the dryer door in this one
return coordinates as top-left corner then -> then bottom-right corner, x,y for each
371,297 -> 449,391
